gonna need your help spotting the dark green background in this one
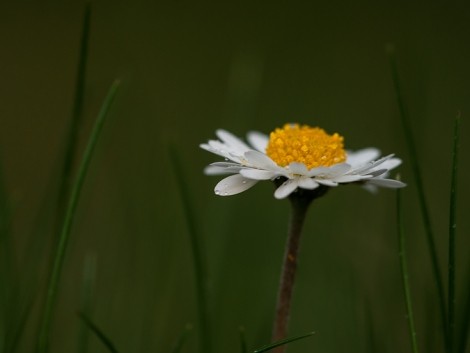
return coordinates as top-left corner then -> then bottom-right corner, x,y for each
1,1 -> 469,352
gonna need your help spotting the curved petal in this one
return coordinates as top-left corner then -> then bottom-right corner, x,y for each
367,178 -> 407,188
214,174 -> 258,196
274,179 -> 299,199
287,162 -> 309,175
376,158 -> 402,171
204,165 -> 241,175
333,174 -> 369,183
297,177 -> 319,190
240,168 -> 277,180
244,150 -> 279,169
351,154 -> 394,174
247,131 -> 269,152
315,179 -> 338,187
346,148 -> 380,167
216,129 -> 251,153
308,163 -> 351,177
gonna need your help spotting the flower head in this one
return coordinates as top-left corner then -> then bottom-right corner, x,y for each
200,123 -> 406,199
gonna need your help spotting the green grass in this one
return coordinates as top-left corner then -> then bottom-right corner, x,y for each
36,80 -> 120,353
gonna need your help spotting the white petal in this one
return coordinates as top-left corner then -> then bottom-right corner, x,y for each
244,150 -> 278,169
216,129 -> 251,153
214,174 -> 258,196
287,162 -> 309,175
315,179 -> 338,187
377,158 -> 402,171
297,177 -> 319,189
240,168 -> 277,180
204,165 -> 242,175
309,163 -> 351,177
346,148 -> 380,167
333,174 -> 369,183
351,154 -> 394,174
367,178 -> 407,188
209,162 -> 241,168
247,131 -> 269,152
274,179 -> 299,199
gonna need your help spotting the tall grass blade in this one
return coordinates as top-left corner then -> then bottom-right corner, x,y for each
36,80 -> 120,353
54,2 -> 92,241
252,331 -> 315,353
169,147 -> 211,353
387,47 -> 448,351
77,312 -> 119,353
397,188 -> 420,353
76,253 -> 97,353
0,159 -> 12,353
457,266 -> 470,353
448,113 -> 461,353
170,324 -> 192,353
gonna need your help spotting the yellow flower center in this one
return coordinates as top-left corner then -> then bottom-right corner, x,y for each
265,123 -> 346,169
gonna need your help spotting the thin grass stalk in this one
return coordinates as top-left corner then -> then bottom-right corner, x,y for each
448,113 -> 461,353
77,313 -> 119,353
457,266 -> 470,353
397,188 -> 420,353
253,331 -> 315,353
169,147 -> 211,353
54,3 -> 92,240
36,80 -> 120,353
0,161 -> 12,353
387,48 -> 449,350
76,253 -> 97,353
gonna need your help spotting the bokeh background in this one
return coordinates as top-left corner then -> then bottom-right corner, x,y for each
1,1 -> 469,352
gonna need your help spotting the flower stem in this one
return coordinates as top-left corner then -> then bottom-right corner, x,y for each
272,188 -> 320,352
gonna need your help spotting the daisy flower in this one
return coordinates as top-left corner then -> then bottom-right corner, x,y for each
200,123 -> 405,199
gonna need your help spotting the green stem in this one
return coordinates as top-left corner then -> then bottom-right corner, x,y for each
448,113 -> 461,353
36,80 -> 120,353
397,189 -> 420,353
388,48 -> 449,351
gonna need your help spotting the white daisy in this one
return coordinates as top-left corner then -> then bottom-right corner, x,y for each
200,123 -> 406,199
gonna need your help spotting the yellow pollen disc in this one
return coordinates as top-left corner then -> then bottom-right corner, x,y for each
266,123 -> 346,169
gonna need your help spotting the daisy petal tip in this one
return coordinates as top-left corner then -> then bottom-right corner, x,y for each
214,174 -> 258,196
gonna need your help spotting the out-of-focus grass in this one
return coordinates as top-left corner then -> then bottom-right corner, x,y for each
37,80 -> 120,353
388,47 -> 448,351
396,187 -> 419,353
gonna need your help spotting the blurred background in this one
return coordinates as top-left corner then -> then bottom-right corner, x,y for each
0,1 -> 469,352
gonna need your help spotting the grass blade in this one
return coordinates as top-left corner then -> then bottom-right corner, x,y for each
387,47 -> 448,351
170,324 -> 192,353
0,159 -> 12,353
76,253 -> 97,353
169,146 -> 211,353
77,312 -> 119,353
36,80 -> 120,353
397,188 -> 420,353
457,266 -> 470,353
448,113 -> 461,352
54,2 -> 92,241
252,331 -> 315,353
